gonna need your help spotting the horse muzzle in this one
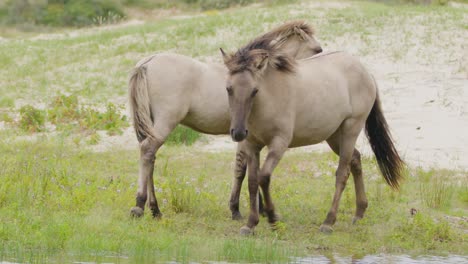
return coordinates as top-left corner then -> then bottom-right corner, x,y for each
230,128 -> 248,142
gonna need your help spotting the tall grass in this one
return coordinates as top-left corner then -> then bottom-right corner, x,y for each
0,138 -> 466,262
166,126 -> 201,146
418,170 -> 454,209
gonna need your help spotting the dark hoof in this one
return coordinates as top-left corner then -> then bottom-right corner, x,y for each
266,211 -> 280,224
130,207 -> 144,218
319,224 -> 333,234
152,211 -> 163,219
232,212 -> 243,221
352,216 -> 363,224
240,226 -> 254,236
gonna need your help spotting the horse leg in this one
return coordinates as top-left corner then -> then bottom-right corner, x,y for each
130,121 -> 176,218
326,137 -> 368,224
320,119 -> 362,233
229,143 -> 248,220
130,136 -> 162,218
350,149 -> 368,223
240,143 -> 262,235
230,143 -> 265,220
258,138 -> 288,226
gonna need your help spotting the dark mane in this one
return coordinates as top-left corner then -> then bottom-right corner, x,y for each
224,37 -> 273,74
262,20 -> 315,40
223,20 -> 318,75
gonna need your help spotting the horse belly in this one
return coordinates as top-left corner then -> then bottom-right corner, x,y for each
290,119 -> 342,148
182,109 -> 230,135
182,65 -> 231,135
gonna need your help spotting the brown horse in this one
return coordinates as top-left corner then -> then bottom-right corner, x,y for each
221,36 -> 404,235
128,21 -> 323,218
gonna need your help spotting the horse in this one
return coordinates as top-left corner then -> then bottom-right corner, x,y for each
220,36 -> 405,235
128,21 -> 323,218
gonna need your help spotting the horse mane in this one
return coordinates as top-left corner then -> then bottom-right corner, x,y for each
224,21 -> 309,75
262,20 -> 315,42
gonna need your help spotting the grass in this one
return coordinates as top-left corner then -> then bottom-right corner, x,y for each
0,138 -> 466,263
0,0 -> 467,262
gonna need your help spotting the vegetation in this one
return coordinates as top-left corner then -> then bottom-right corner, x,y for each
13,94 -> 129,140
0,0 -> 125,27
18,105 -> 46,133
165,126 -> 201,146
0,139 -> 466,262
0,0 -> 296,27
0,0 -> 466,262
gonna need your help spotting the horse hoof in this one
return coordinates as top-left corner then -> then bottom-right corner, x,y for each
270,213 -> 281,223
240,226 -> 254,236
152,212 -> 163,219
130,207 -> 144,218
232,212 -> 243,221
319,224 -> 333,234
352,216 -> 363,224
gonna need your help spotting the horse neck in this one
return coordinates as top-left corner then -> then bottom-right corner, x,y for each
257,68 -> 294,105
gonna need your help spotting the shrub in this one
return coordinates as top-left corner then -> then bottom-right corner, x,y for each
48,93 -> 80,125
2,0 -> 125,27
18,105 -> 46,133
47,94 -> 129,137
165,126 -> 201,146
80,103 -> 128,135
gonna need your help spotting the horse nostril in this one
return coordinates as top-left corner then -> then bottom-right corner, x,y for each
230,129 -> 234,137
316,47 -> 323,53
245,130 -> 248,136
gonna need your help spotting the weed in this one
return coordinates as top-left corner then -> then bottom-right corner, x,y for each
166,125 -> 201,146
47,94 -> 128,138
392,212 -> 453,250
48,93 -> 80,125
419,170 -> 454,209
168,177 -> 201,213
0,97 -> 14,108
0,111 -> 13,123
86,132 -> 101,145
18,105 -> 45,133
80,103 -> 128,136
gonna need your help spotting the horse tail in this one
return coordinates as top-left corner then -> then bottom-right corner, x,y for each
128,64 -> 155,142
365,91 -> 405,190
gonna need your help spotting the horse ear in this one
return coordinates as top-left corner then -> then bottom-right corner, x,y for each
220,48 -> 229,64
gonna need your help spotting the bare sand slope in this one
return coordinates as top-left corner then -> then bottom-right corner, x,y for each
196,11 -> 468,171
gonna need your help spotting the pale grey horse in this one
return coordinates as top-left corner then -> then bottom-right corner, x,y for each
128,21 -> 323,218
221,35 -> 405,235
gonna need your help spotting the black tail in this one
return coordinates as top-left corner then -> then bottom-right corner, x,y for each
365,93 -> 405,190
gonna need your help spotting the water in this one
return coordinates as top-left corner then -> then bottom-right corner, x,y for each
2,254 -> 468,264
292,254 -> 468,264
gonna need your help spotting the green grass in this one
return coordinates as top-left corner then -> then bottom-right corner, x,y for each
0,138 -> 466,262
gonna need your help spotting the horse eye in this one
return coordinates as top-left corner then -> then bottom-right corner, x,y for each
226,86 -> 233,96
251,88 -> 258,97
